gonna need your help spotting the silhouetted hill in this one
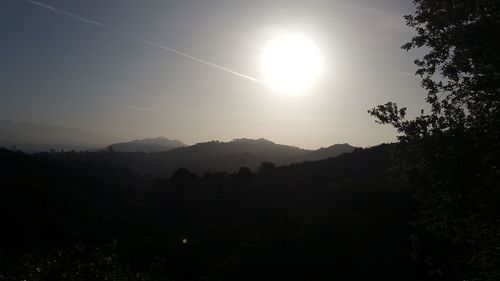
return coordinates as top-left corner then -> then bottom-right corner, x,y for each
289,143 -> 356,162
107,137 -> 185,152
164,138 -> 308,161
1,144 -> 424,280
56,138 -> 356,175
0,120 -> 116,151
0,129 -> 41,150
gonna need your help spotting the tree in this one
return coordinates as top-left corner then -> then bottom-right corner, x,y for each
236,166 -> 253,183
369,0 -> 500,280
258,161 -> 276,175
170,168 -> 199,188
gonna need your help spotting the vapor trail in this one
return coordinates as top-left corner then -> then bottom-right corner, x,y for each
26,0 -> 264,83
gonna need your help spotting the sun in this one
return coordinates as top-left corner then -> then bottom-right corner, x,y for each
260,33 -> 323,94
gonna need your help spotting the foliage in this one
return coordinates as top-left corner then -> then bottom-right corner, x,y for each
369,0 -> 500,280
0,146 -> 423,281
2,241 -> 171,281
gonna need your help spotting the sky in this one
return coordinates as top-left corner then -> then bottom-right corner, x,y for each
0,0 -> 428,149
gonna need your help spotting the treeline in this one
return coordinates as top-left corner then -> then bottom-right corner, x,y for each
0,145 -> 427,281
32,140 -> 354,176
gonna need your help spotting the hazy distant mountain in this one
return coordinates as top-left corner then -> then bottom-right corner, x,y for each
64,138 -> 356,175
108,137 -> 185,152
291,143 -> 356,163
0,120 -> 116,151
0,129 -> 41,150
164,138 -> 309,161
0,120 -> 356,164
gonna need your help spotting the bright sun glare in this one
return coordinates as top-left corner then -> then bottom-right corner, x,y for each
260,33 -> 323,94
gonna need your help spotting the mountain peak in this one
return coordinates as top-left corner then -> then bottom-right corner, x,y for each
231,138 -> 275,144
0,119 -> 115,151
108,137 -> 185,152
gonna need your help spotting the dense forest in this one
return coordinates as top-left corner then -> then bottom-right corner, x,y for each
0,145 -> 427,281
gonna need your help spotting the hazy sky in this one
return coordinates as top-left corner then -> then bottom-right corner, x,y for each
0,0 -> 427,149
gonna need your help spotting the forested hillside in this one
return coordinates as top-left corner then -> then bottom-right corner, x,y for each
39,139 -> 355,176
0,145 -> 424,281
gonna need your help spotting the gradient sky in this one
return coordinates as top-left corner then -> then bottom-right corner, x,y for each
0,0 -> 427,149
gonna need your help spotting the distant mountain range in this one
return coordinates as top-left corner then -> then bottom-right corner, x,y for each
1,120 -> 357,174
108,137 -> 185,152
55,138 -> 357,175
0,120 -> 117,151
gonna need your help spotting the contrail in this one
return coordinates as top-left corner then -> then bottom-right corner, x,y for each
25,0 -> 264,83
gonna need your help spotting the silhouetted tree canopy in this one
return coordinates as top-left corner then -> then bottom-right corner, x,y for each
0,146 -> 425,281
258,161 -> 276,174
369,0 -> 500,280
